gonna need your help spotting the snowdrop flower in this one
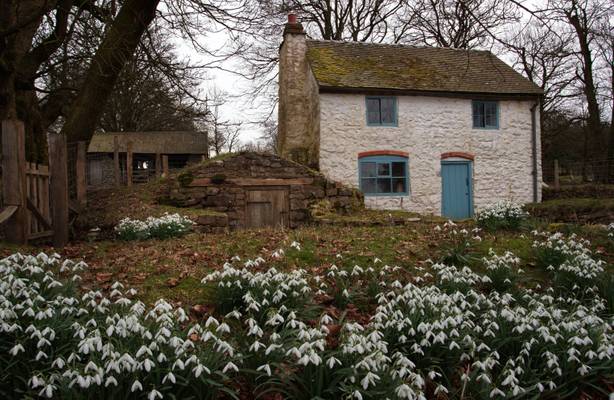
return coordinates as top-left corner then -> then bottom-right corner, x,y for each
131,380 -> 143,392
257,364 -> 272,376
148,389 -> 163,400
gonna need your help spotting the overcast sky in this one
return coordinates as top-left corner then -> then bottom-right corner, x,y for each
176,29 -> 271,147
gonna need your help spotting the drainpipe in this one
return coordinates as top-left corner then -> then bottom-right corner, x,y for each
530,100 -> 539,203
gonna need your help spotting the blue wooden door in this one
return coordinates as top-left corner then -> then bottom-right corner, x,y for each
441,162 -> 473,219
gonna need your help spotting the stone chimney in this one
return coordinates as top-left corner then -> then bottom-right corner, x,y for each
278,14 -> 320,169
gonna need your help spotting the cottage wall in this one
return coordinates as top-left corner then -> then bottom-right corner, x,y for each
318,93 -> 541,215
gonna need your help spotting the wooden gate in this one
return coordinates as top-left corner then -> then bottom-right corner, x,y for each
1,120 -> 71,247
245,187 -> 289,228
25,163 -> 53,240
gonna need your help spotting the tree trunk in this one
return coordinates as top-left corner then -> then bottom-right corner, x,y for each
608,43 -> 614,183
567,3 -> 602,164
60,0 -> 160,143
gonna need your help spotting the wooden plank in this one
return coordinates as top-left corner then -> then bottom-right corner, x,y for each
113,135 -> 120,187
189,177 -> 314,187
26,198 -> 53,230
126,140 -> 133,187
76,141 -> 87,206
1,120 -> 27,244
48,133 -> 69,248
28,230 -> 53,240
40,166 -> 50,227
0,206 -> 17,224
162,155 -> 169,177
26,163 -> 33,235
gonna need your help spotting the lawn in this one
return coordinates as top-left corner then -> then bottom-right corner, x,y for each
1,204 -> 613,399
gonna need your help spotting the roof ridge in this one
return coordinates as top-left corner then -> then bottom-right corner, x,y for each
306,39 -> 491,54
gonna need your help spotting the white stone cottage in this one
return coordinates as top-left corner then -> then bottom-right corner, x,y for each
278,15 -> 543,219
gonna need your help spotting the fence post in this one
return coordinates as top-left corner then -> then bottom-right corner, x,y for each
554,159 -> 560,190
113,135 -> 120,187
76,141 -> 87,206
1,120 -> 27,244
126,140 -> 133,187
155,153 -> 161,177
48,133 -> 69,248
162,155 -> 169,177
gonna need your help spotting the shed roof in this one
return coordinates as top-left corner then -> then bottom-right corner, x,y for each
306,40 -> 542,96
87,131 -> 208,154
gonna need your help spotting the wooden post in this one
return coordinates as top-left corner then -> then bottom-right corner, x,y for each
76,141 -> 87,206
48,133 -> 69,248
113,135 -> 120,187
162,155 -> 169,177
554,159 -> 560,190
155,152 -> 161,177
1,120 -> 27,244
126,140 -> 133,187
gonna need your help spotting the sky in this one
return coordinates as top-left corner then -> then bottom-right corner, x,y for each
176,30 -> 272,147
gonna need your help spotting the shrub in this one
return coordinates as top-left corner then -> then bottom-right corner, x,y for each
476,201 -> 528,231
115,213 -> 193,240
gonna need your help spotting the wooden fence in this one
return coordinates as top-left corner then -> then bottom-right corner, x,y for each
0,119 -> 73,247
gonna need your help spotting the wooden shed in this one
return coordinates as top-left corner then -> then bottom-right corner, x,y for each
87,131 -> 208,187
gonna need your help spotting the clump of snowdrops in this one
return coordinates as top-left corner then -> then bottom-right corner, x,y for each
476,201 -> 528,231
3,229 -> 613,399
114,213 -> 193,240
434,220 -> 481,266
0,253 -> 236,399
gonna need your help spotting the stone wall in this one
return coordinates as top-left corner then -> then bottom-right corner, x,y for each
159,152 -> 363,230
319,93 -> 542,215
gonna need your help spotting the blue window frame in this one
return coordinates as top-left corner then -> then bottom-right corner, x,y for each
472,100 -> 499,129
366,96 -> 397,126
359,155 -> 409,196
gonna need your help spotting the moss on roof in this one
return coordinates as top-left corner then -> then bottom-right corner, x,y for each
306,40 -> 542,95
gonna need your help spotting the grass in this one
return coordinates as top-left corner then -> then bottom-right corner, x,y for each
76,181 -> 224,233
526,197 -> 614,223
4,212 -> 612,308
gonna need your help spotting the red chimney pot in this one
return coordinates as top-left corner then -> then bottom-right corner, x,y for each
288,13 -> 297,24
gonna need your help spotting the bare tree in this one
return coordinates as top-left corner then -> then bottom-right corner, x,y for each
1,0 -> 253,160
542,0 -> 612,178
206,86 -> 242,155
506,22 -> 576,114
406,0 -> 519,49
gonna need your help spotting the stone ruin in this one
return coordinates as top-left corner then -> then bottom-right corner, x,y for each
158,152 -> 363,231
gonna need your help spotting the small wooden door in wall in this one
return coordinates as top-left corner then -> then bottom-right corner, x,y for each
245,187 -> 289,228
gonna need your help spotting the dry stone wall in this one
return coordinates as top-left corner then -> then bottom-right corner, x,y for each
159,152 -> 362,230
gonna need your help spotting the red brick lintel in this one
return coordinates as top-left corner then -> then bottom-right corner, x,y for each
358,150 -> 409,159
441,152 -> 475,161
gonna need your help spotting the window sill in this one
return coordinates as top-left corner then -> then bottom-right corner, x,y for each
364,193 -> 410,197
366,123 -> 399,128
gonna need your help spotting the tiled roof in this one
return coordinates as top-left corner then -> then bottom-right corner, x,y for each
306,40 -> 542,95
87,131 -> 208,154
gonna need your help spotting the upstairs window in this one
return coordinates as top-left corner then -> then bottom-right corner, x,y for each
366,96 -> 397,126
359,155 -> 408,196
472,100 -> 499,129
